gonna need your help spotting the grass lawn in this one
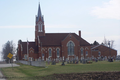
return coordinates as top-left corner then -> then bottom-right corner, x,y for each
1,61 -> 120,80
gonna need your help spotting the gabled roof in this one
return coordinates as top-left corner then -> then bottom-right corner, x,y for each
91,44 -> 117,51
39,33 -> 91,46
21,42 -> 38,54
39,33 -> 68,46
72,33 -> 90,46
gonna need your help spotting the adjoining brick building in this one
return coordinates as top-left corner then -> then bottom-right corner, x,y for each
91,44 -> 117,59
17,4 -> 91,61
17,3 -> 117,61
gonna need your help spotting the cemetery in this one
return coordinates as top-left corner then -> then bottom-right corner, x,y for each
18,55 -> 117,68
1,58 -> 120,80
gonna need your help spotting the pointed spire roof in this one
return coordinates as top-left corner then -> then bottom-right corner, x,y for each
37,3 -> 43,22
38,3 -> 42,18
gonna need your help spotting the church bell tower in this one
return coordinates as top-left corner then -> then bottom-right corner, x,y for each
35,3 -> 45,45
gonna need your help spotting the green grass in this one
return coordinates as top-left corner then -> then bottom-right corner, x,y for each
1,61 -> 120,80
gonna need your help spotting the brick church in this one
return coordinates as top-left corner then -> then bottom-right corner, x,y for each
17,3 -> 117,61
17,3 -> 91,61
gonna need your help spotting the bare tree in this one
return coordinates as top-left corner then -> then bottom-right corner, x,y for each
103,37 -> 115,48
110,40 -> 114,48
1,41 -> 16,63
103,37 -> 108,46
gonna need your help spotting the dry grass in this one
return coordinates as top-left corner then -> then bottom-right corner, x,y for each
1,61 -> 120,80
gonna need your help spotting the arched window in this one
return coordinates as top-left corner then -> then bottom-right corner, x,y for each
86,51 -> 88,56
67,41 -> 74,56
85,47 -> 89,50
56,48 -> 60,57
81,48 -> 84,56
98,51 -> 101,56
41,24 -> 43,32
48,48 -> 52,57
38,24 -> 40,32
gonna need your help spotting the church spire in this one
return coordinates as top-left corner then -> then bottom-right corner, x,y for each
35,2 -> 45,44
36,3 -> 43,22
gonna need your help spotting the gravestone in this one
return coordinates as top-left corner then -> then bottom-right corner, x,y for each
56,59 -> 57,63
61,56 -> 65,66
70,60 -> 72,64
67,60 -> 69,64
42,54 -> 44,60
76,56 -> 78,60
85,59 -> 88,63
108,58 -> 113,62
29,57 -> 31,61
66,58 -> 68,62
35,59 -> 38,61
76,60 -> 78,64
68,56 -> 69,61
47,58 -> 51,65
95,59 -> 98,62
47,60 -> 50,65
82,59 -> 86,64
80,60 -> 82,63
51,60 -> 56,65
61,61 -> 65,66
60,58 -> 62,62
73,59 -> 75,64
38,57 -> 41,61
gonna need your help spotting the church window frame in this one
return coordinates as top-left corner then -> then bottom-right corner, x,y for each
85,47 -> 89,50
56,48 -> 60,57
98,51 -> 101,56
80,47 -> 84,56
67,41 -> 75,56
41,24 -> 43,32
86,51 -> 88,56
38,24 -> 41,32
48,48 -> 52,57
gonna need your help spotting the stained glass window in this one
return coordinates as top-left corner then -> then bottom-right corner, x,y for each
68,41 -> 74,56
81,48 -> 83,56
49,49 -> 52,57
56,48 -> 60,57
86,51 -> 88,56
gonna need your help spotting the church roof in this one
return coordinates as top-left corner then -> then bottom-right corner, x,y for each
21,42 -> 38,54
39,33 -> 68,46
39,33 -> 90,46
20,33 -> 90,54
91,44 -> 117,51
36,3 -> 43,22
72,33 -> 91,46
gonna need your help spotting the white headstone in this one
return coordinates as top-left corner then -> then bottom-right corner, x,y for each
63,56 -> 64,60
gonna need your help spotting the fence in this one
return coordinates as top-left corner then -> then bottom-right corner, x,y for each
18,60 -> 46,67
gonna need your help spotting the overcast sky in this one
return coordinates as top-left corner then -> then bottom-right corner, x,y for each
0,0 -> 120,60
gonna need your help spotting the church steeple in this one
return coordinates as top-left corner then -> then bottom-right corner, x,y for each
35,2 -> 45,45
36,3 -> 44,22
